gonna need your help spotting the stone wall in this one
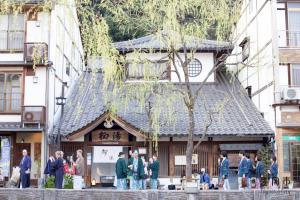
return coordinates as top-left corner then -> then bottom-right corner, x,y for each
0,189 -> 299,200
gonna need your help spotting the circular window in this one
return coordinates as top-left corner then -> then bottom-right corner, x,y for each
188,59 -> 202,77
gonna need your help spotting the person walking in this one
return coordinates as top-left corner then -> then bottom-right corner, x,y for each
19,149 -> 31,188
53,151 -> 64,189
130,150 -> 144,189
238,151 -> 248,190
268,155 -> 278,189
116,152 -> 127,189
254,155 -> 264,189
148,154 -> 159,189
220,151 -> 230,190
246,153 -> 253,189
127,150 -> 134,189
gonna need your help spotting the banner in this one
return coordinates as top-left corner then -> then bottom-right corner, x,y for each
0,137 -> 11,177
93,146 -> 122,163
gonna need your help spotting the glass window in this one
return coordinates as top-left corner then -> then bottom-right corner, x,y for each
291,64 -> 300,86
0,72 -> 22,112
288,3 -> 300,46
0,14 -> 24,51
283,141 -> 290,172
127,61 -> 169,80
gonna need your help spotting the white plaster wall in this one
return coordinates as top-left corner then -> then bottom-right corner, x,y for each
26,12 -> 50,44
0,115 -> 21,122
0,53 -> 23,62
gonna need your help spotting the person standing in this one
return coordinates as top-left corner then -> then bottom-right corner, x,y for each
254,155 -> 264,189
141,156 -> 148,190
19,149 -> 31,188
130,150 -> 144,189
44,156 -> 56,177
220,151 -> 230,190
127,150 -> 134,189
54,151 -> 64,189
148,154 -> 159,189
246,153 -> 253,189
238,151 -> 248,190
268,155 -> 278,189
74,149 -> 85,177
116,152 -> 127,189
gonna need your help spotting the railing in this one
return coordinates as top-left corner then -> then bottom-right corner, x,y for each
24,42 -> 48,64
0,92 -> 22,113
0,30 -> 24,51
278,30 -> 300,48
21,106 -> 45,126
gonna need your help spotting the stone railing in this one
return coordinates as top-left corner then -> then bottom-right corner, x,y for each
0,189 -> 299,200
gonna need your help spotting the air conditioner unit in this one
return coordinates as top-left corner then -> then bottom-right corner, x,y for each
283,88 -> 300,101
25,43 -> 47,63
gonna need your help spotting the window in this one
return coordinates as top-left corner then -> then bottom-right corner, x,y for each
291,64 -> 300,86
288,3 -> 300,46
66,60 -> 71,76
0,73 -> 22,112
283,141 -> 290,172
0,14 -> 25,51
187,59 -> 202,77
239,37 -> 250,61
127,61 -> 169,80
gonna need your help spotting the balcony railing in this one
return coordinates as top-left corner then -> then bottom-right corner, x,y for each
0,92 -> 22,113
0,30 -> 24,51
21,106 -> 45,127
278,30 -> 300,48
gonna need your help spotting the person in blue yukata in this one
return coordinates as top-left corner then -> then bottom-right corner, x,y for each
238,150 -> 248,190
19,149 -> 31,188
245,152 -> 254,189
148,154 -> 159,189
200,168 -> 213,190
53,151 -> 64,189
129,150 -> 144,190
268,155 -> 278,189
116,152 -> 127,190
220,151 -> 230,190
254,155 -> 264,189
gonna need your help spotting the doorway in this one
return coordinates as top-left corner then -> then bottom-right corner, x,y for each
291,143 -> 300,186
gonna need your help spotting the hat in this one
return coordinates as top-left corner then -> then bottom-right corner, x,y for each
118,152 -> 125,157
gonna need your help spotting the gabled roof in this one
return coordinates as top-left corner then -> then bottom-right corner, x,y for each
54,71 -> 274,138
113,32 -> 233,53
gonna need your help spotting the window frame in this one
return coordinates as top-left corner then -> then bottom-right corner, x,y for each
290,64 -> 300,86
0,71 -> 23,114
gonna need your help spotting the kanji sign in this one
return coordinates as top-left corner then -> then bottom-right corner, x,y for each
92,130 -> 128,142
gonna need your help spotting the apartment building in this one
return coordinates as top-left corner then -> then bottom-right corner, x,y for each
0,0 -> 84,185
227,0 -> 300,187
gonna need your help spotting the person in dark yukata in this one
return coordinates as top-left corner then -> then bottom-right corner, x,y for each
148,154 -> 159,189
245,152 -> 254,189
268,155 -> 278,189
115,152 -> 127,190
44,156 -> 56,177
53,151 -> 65,189
199,168 -> 213,190
19,149 -> 31,188
238,150 -> 248,190
220,151 -> 230,190
254,155 -> 264,189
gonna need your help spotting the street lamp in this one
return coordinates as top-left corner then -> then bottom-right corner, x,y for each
56,82 -> 67,150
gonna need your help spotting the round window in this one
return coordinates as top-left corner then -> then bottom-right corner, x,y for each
188,59 -> 202,77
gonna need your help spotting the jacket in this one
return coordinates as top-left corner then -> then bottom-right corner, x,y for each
116,157 -> 127,179
269,162 -> 278,179
247,159 -> 254,178
19,155 -> 31,174
132,157 -> 144,180
127,157 -> 134,176
149,160 -> 159,179
238,157 -> 248,177
75,156 -> 85,176
220,158 -> 229,178
256,161 -> 264,178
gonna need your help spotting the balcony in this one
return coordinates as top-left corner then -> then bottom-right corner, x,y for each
0,30 -> 24,51
278,30 -> 300,63
24,42 -> 48,64
0,92 -> 22,113
21,106 -> 45,128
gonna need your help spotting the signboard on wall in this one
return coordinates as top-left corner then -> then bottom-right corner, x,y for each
175,154 -> 198,165
92,130 -> 128,143
0,137 -> 11,177
93,146 -> 122,163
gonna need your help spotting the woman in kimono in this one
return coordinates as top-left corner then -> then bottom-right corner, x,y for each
54,151 -> 64,189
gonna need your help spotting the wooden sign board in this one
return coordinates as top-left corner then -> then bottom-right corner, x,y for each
92,130 -> 128,142
175,154 -> 198,165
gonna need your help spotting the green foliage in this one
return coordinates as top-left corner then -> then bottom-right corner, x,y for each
63,174 -> 73,189
44,176 -> 55,188
257,145 -> 273,187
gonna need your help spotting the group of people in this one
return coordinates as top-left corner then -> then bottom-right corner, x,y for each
43,149 -> 85,189
115,150 -> 160,190
217,150 -> 278,190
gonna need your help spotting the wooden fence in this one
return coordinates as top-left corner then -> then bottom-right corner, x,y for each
0,189 -> 299,200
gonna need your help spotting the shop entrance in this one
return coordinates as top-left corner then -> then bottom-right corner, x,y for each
291,143 -> 300,186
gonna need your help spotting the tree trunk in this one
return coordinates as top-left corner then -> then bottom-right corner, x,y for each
185,107 -> 195,180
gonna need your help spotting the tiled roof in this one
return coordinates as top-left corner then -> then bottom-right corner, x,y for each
113,32 -> 233,52
54,71 -> 274,137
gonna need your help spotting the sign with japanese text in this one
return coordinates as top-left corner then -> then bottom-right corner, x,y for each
92,130 -> 128,143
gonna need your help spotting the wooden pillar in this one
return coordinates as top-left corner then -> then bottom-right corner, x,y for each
148,139 -> 153,158
208,137 -> 213,178
169,137 -> 175,176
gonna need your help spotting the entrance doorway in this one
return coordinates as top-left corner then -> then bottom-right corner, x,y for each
291,143 -> 300,186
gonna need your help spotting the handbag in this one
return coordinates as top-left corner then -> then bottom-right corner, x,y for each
241,177 -> 247,188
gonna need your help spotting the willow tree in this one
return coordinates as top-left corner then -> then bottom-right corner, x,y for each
99,0 -> 242,178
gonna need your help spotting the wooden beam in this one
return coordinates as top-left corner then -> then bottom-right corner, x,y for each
169,137 -> 175,176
